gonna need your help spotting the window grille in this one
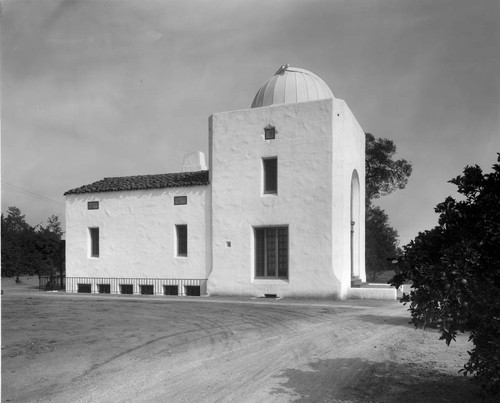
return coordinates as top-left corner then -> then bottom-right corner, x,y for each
164,285 -> 179,296
185,285 -> 201,296
77,283 -> 91,293
140,285 -> 154,295
264,127 -> 276,140
98,284 -> 110,294
88,201 -> 99,210
120,284 -> 133,294
255,227 -> 288,279
174,196 -> 187,205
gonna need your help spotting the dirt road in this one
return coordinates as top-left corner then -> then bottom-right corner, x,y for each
1,278 -> 491,402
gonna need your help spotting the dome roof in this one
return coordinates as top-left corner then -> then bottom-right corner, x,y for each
251,65 -> 334,108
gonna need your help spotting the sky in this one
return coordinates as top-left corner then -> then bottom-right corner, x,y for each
2,0 -> 499,245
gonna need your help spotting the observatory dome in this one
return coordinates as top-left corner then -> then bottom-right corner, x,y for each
251,65 -> 334,108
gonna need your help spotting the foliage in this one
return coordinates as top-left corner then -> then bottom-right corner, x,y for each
365,132 -> 412,202
365,206 -> 401,281
365,133 -> 411,279
1,207 -> 64,277
390,155 -> 500,394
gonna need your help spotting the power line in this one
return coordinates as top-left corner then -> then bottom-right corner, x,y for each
1,181 -> 65,207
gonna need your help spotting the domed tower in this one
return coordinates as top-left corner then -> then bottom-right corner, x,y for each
208,65 -> 365,299
251,65 -> 334,108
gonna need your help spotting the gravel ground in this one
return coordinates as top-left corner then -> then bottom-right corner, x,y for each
1,276 -> 493,402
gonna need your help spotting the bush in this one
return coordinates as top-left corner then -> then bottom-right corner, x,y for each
390,155 -> 500,394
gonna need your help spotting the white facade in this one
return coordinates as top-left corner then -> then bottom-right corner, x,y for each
209,98 -> 365,299
65,66 -> 366,299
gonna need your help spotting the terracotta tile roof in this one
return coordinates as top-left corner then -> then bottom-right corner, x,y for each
64,170 -> 209,195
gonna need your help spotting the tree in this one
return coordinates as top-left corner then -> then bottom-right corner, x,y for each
366,133 -> 412,202
390,155 -> 500,394
365,206 -> 401,281
1,207 -> 64,277
365,133 -> 412,279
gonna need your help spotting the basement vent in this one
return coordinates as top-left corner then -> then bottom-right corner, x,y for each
264,293 -> 278,299
164,285 -> 179,296
98,284 -> 110,294
77,284 -> 91,293
120,284 -> 133,295
185,285 -> 201,296
140,285 -> 154,295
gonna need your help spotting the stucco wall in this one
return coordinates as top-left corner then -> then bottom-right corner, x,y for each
331,99 -> 366,298
209,100 -> 331,297
65,186 -> 210,282
209,98 -> 365,298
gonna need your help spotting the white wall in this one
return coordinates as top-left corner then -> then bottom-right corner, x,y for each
210,100 -> 329,297
65,185 -> 211,284
331,99 -> 366,298
208,98 -> 365,298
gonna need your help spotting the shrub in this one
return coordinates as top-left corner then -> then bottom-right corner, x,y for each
390,155 -> 500,394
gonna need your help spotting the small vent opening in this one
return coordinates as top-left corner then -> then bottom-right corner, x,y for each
164,285 -> 179,296
120,284 -> 133,295
77,284 -> 91,293
185,285 -> 201,296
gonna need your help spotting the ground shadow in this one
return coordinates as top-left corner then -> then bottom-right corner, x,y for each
355,314 -> 413,328
270,357 -> 492,403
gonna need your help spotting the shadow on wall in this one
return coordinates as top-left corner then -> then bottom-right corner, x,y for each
270,357 -> 489,403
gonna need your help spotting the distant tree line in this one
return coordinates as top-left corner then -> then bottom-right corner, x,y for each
1,206 -> 64,277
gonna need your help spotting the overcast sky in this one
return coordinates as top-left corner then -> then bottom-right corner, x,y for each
2,0 -> 499,245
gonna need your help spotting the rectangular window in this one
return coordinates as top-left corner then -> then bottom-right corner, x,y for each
88,201 -> 99,210
263,157 -> 278,194
140,285 -> 154,295
120,284 -> 133,294
164,285 -> 179,296
77,283 -> 92,293
176,225 -> 188,256
98,284 -> 110,294
174,196 -> 187,205
255,227 -> 288,279
185,285 -> 201,296
89,227 -> 99,258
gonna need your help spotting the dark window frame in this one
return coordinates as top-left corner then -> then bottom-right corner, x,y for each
87,201 -> 99,210
77,283 -> 92,293
264,126 -> 276,140
254,226 -> 288,279
89,227 -> 99,258
120,284 -> 133,294
174,196 -> 187,205
263,157 -> 278,194
176,224 -> 188,257
98,284 -> 110,294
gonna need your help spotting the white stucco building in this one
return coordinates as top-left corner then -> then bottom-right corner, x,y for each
65,65 -> 367,299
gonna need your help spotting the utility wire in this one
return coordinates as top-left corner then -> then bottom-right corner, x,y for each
1,181 -> 65,207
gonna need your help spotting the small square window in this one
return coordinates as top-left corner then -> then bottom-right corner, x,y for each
264,127 -> 276,140
174,196 -> 187,205
88,201 -> 99,210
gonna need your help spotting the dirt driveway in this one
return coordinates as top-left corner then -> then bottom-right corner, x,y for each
1,277 -> 492,402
